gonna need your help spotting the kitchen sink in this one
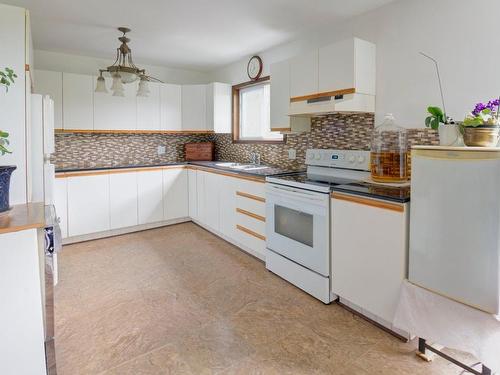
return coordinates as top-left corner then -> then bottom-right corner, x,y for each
215,162 -> 269,171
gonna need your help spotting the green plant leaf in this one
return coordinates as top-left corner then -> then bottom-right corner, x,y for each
430,117 -> 440,130
425,116 -> 432,127
427,106 -> 444,117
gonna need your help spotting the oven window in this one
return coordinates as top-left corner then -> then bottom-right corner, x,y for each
275,205 -> 314,247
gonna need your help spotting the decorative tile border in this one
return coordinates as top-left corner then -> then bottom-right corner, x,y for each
53,113 -> 439,170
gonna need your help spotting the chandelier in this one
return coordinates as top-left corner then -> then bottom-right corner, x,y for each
95,27 -> 162,97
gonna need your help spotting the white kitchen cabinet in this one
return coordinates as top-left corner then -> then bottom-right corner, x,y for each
182,84 -> 207,131
195,170 -> 221,231
206,82 -> 231,133
137,170 -> 164,224
160,83 -> 182,131
196,170 -> 206,222
163,168 -> 188,220
34,69 -> 63,129
67,175 -> 110,236
318,38 -> 376,95
270,59 -> 291,131
94,76 -> 137,130
54,177 -> 68,238
109,172 -> 138,229
331,193 -> 409,325
188,169 -> 198,219
290,49 -> 318,98
137,81 -> 160,130
219,176 -> 237,240
63,72 -> 94,130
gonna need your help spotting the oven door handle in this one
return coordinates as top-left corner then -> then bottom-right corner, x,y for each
266,184 -> 327,203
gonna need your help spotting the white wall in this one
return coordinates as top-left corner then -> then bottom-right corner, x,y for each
209,0 -> 498,128
34,50 -> 211,84
0,4 -> 27,205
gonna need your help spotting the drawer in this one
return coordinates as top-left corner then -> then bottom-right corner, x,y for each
236,193 -> 266,217
236,179 -> 265,199
236,210 -> 266,236
235,224 -> 266,258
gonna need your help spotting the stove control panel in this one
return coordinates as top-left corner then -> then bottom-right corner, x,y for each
305,149 -> 371,171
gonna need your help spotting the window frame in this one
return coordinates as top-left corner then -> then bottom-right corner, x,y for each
232,76 -> 285,144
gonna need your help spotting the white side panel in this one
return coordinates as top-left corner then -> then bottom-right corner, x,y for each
94,76 -> 136,130
43,163 -> 55,204
270,59 -> 290,130
54,177 -> 68,238
219,176 -> 237,241
160,83 -> 182,131
211,82 -> 232,133
188,169 -> 198,219
67,175 -> 110,236
109,172 -> 138,229
0,229 -> 47,375
182,84 -> 207,130
203,172 -> 221,231
410,154 -> 500,314
354,38 -> 376,96
43,96 -> 55,155
137,170 -> 163,224
30,94 -> 44,203
163,168 -> 189,220
137,81 -> 160,130
62,72 -> 93,130
33,69 -> 62,129
196,171 -> 206,224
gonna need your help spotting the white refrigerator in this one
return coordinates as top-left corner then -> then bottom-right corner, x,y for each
409,146 -> 500,314
29,94 -> 55,204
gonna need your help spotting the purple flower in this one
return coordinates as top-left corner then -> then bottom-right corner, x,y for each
472,99 -> 500,116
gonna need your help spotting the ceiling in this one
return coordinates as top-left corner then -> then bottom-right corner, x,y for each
5,0 -> 395,71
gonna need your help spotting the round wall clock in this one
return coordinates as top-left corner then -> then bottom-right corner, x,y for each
247,55 -> 263,81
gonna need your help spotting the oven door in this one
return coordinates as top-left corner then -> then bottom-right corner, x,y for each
266,183 -> 330,276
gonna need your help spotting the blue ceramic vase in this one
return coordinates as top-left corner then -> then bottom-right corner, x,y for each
0,166 -> 16,213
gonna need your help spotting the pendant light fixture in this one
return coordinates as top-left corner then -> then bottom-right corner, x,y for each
95,27 -> 162,97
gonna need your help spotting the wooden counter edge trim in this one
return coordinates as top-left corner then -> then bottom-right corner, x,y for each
290,88 -> 356,103
56,165 -> 185,178
236,208 -> 265,222
236,191 -> 266,203
0,203 -> 46,235
188,166 -> 266,183
55,129 -> 215,135
236,224 -> 266,241
331,192 -> 405,213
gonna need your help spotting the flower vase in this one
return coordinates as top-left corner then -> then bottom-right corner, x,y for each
0,166 -> 16,213
438,124 -> 462,146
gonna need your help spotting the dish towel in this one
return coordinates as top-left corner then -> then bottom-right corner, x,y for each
393,280 -> 500,373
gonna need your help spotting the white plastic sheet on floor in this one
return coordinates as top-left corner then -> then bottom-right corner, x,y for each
393,280 -> 500,373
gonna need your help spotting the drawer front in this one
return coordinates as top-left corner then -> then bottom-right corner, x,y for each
236,211 -> 266,237
237,179 -> 265,198
236,224 -> 266,258
236,193 -> 266,217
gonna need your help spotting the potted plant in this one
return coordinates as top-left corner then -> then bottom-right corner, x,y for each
425,106 -> 461,146
0,67 -> 17,213
462,99 -> 500,147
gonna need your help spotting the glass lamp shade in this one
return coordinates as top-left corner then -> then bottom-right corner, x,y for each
112,87 -> 125,97
94,76 -> 108,93
111,74 -> 124,91
137,79 -> 150,97
120,71 -> 139,84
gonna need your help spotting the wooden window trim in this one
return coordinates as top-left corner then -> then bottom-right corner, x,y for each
232,76 -> 285,144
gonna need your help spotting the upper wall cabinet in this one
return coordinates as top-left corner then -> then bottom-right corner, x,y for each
290,49 -> 319,99
160,83 -> 182,131
94,76 -> 137,130
182,84 -> 207,131
34,69 -> 63,129
137,81 -> 160,130
270,60 -> 291,131
206,82 -> 231,133
318,37 -> 376,96
63,73 -> 94,130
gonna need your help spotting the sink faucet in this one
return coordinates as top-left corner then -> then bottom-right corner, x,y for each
250,152 -> 261,165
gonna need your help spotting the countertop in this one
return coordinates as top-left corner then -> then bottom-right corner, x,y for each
331,182 -> 411,203
55,161 -> 301,179
0,202 -> 46,235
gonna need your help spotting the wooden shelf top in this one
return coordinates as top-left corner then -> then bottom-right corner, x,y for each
0,203 -> 46,235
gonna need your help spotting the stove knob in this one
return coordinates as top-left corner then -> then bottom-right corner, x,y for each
358,155 -> 366,163
348,155 -> 356,163
315,153 -> 321,160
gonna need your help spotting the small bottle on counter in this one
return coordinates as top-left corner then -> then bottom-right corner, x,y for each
370,113 -> 409,183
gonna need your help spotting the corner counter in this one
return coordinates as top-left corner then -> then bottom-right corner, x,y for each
0,202 -> 46,234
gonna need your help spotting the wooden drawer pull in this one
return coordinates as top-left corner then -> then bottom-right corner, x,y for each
236,191 -> 265,203
332,192 -> 405,213
236,208 -> 265,222
236,225 -> 266,241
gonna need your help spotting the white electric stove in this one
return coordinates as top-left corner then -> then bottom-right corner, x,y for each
265,149 -> 370,303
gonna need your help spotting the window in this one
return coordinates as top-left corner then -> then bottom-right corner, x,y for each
232,77 -> 284,143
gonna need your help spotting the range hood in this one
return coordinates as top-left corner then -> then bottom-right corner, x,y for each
289,89 -> 375,117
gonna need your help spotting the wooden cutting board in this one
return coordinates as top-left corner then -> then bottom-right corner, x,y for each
184,142 -> 215,161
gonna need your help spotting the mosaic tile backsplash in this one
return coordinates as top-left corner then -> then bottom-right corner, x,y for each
53,113 -> 439,171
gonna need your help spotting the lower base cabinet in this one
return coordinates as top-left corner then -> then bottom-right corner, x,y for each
163,168 -> 188,220
138,170 -> 164,225
110,172 -> 138,229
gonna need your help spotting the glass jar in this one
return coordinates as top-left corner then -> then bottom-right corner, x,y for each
370,113 -> 408,183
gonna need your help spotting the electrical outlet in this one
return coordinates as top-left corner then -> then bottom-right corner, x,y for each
288,148 -> 296,160
157,145 -> 166,155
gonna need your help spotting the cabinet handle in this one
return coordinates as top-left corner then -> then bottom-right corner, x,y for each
236,208 -> 265,222
236,191 -> 266,203
236,225 -> 266,241
332,193 -> 405,213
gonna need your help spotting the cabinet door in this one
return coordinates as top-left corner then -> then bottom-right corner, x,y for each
270,60 -> 290,130
109,172 -> 138,229
219,175 -> 237,240
331,196 -> 408,323
34,70 -> 63,129
160,83 -> 182,131
182,84 -> 207,131
290,49 -> 318,98
207,82 -> 231,133
94,76 -> 137,130
63,73 -> 93,130
67,175 -> 110,236
137,81 -> 160,130
318,39 -> 354,94
196,170 -> 206,224
188,169 -> 198,219
203,172 -> 220,232
163,168 -> 188,220
137,170 -> 164,224
54,177 -> 68,238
